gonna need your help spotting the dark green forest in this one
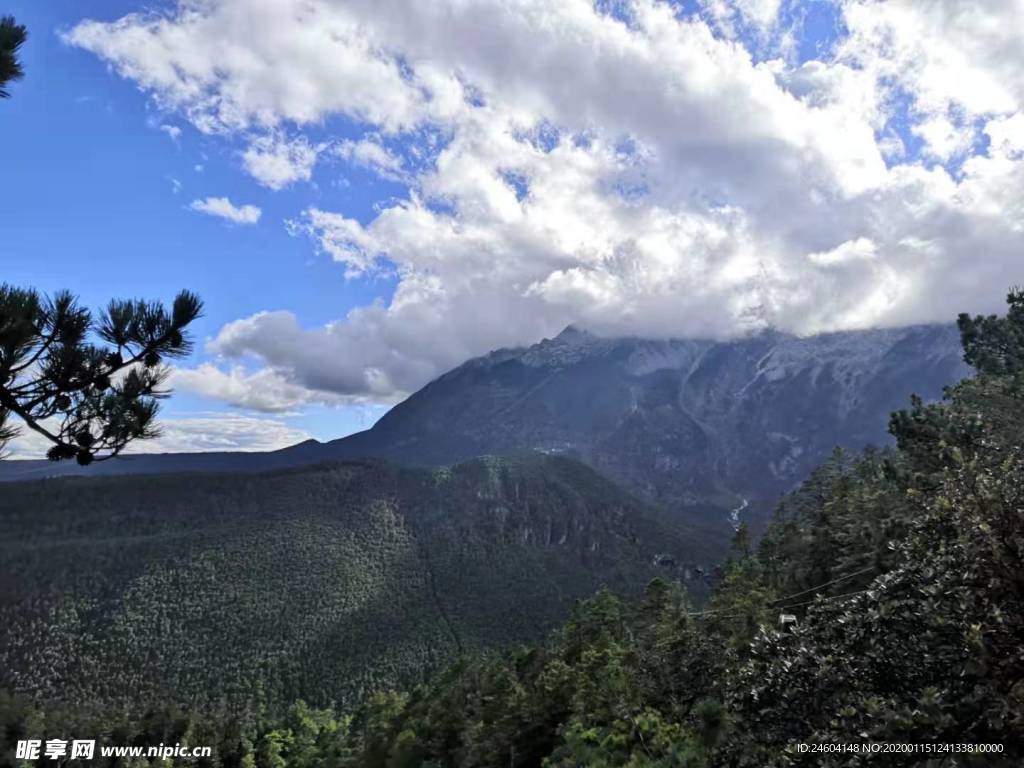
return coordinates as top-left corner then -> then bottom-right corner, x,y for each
2,291 -> 1023,767
0,454 -> 721,719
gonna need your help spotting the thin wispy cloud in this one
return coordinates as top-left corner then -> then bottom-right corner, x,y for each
5,412 -> 310,457
160,123 -> 182,143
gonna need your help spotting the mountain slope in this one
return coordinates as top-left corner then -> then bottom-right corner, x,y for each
0,325 -> 969,532
0,455 -> 721,715
318,323 -> 970,529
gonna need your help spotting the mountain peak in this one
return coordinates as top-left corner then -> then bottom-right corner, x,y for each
554,324 -> 591,343
522,324 -> 610,367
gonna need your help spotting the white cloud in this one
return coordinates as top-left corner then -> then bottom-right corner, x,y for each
838,0 -> 1023,119
700,0 -> 784,45
807,237 -> 878,267
5,414 -> 311,458
334,137 -> 406,181
190,196 -> 262,224
64,3 -> 430,134
68,0 -> 1024,405
287,209 -> 381,277
835,0 -> 1024,164
912,116 -> 974,162
170,364 -> 354,412
160,123 -> 182,142
242,134 -> 321,189
208,310 -> 424,398
146,416 -> 311,452
986,113 -> 1024,158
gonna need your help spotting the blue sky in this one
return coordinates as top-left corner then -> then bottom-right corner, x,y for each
3,0 -> 402,448
3,0 -> 1022,455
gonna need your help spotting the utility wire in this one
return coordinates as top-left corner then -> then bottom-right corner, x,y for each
774,588 -> 869,612
679,565 -> 878,619
770,565 -> 877,606
656,589 -> 872,640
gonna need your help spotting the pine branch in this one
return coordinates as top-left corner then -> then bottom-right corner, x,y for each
0,285 -> 202,464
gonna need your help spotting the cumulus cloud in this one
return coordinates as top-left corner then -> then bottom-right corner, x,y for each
64,3 -> 430,134
170,363 -> 366,412
242,134 -> 321,189
68,0 -> 1024,404
207,310 -> 426,398
190,196 -> 262,224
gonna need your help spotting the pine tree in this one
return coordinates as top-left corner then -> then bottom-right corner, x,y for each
957,285 -> 1024,378
0,285 -> 202,463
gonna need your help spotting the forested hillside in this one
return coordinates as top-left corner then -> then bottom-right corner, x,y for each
0,455 -> 723,718
4,292 -> 1017,767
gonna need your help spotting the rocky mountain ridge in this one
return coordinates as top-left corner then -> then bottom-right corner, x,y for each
317,323 -> 969,531
0,324 -> 971,536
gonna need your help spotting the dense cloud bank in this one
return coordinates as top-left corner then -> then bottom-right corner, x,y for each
68,0 -> 1024,406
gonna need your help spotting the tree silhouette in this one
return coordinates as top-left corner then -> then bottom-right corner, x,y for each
0,16 -> 27,99
0,286 -> 203,463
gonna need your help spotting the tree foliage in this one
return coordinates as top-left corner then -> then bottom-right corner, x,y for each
0,16 -> 26,99
0,285 -> 202,462
958,286 -> 1024,379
